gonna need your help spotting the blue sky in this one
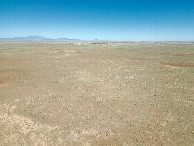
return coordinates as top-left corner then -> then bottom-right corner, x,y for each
0,0 -> 194,41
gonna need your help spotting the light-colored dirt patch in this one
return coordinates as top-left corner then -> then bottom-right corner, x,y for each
160,52 -> 194,57
0,103 -> 59,145
0,104 -> 58,133
174,53 -> 194,56
118,56 -> 146,62
160,62 -> 194,68
132,57 -> 146,61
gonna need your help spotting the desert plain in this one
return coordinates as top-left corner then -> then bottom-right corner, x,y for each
0,40 -> 194,145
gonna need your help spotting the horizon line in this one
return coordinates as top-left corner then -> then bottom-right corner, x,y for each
0,35 -> 193,43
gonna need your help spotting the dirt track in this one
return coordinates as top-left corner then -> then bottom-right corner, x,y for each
0,40 -> 194,145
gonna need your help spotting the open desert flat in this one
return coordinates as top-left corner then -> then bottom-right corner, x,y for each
0,40 -> 193,145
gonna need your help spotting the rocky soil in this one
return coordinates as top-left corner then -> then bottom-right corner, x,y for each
0,40 -> 193,145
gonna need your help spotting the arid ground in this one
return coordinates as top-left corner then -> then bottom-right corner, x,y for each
0,40 -> 193,145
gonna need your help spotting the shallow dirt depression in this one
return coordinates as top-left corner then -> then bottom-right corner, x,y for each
0,40 -> 194,145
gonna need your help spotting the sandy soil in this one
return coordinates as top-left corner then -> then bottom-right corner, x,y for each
0,40 -> 194,145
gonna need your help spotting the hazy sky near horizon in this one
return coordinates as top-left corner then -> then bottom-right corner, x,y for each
0,0 -> 194,41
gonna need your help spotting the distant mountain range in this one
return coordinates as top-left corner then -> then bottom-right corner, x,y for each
0,35 -> 79,40
0,36 -> 193,42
